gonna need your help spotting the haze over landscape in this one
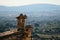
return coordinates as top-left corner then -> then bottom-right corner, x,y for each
0,4 -> 60,33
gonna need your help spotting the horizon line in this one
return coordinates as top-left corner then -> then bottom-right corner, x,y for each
0,3 -> 60,7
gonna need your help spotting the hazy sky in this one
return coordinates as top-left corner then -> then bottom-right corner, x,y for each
0,0 -> 60,6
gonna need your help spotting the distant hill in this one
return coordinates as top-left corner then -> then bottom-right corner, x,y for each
0,4 -> 60,12
0,4 -> 60,17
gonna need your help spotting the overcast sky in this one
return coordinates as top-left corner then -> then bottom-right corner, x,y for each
0,0 -> 60,6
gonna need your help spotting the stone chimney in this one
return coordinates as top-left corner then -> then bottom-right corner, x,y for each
16,13 -> 32,40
